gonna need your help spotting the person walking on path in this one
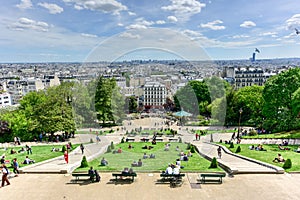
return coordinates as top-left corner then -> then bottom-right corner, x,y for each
64,151 -> 69,164
80,144 -> 85,154
1,164 -> 10,188
217,146 -> 222,159
12,158 -> 19,177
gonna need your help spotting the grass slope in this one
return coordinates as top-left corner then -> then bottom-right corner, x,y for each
77,142 -> 223,172
222,143 -> 300,172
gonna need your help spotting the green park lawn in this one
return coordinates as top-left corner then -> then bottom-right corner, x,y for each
1,144 -> 79,169
222,143 -> 300,172
77,142 -> 223,172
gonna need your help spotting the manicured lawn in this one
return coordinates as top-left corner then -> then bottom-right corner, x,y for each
0,144 -> 79,169
221,143 -> 300,172
243,131 -> 300,139
77,142 -> 223,172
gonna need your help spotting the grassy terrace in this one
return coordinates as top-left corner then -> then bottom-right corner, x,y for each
77,142 -> 223,172
1,144 -> 79,169
220,143 -> 300,172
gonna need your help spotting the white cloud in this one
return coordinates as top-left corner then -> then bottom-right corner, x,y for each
162,0 -> 206,21
8,17 -> 49,32
38,3 -> 64,14
240,21 -> 256,28
181,29 -> 260,48
167,16 -> 178,23
128,11 -> 136,16
286,14 -> 300,30
200,20 -> 225,30
126,24 -> 148,30
125,18 -> 160,30
156,20 -> 166,25
63,0 -> 127,15
117,23 -> 124,26
81,33 -> 97,38
232,35 -> 250,39
16,0 -> 33,10
119,32 -> 140,39
259,32 -> 277,36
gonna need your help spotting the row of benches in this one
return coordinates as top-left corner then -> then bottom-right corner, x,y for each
71,172 -> 226,184
126,137 -> 178,142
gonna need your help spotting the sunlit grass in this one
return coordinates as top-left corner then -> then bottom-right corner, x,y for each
77,142 -> 223,172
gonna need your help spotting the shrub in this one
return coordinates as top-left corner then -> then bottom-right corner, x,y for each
235,146 -> 241,153
186,143 -> 191,150
229,142 -> 234,148
80,156 -> 88,168
62,145 -> 66,152
190,145 -> 196,153
106,146 -> 111,153
110,141 -> 115,149
209,157 -> 218,168
178,137 -> 182,143
283,159 -> 292,169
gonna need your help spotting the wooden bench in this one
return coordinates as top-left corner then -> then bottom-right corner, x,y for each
126,137 -> 135,142
72,173 -> 95,182
169,138 -> 178,142
160,173 -> 185,187
140,138 -> 150,142
155,137 -> 164,142
112,173 -> 137,182
199,173 -> 226,184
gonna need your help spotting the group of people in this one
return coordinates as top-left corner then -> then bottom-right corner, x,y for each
164,163 -> 181,175
249,144 -> 266,151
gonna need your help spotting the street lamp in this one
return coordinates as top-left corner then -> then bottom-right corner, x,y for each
238,108 -> 243,136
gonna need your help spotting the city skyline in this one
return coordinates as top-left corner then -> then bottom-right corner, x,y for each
1,0 -> 300,63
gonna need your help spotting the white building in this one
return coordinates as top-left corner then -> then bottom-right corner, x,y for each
0,92 -> 12,107
143,82 -> 166,107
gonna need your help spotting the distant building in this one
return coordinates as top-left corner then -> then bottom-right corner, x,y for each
0,92 -> 12,107
224,66 -> 264,89
143,82 -> 166,108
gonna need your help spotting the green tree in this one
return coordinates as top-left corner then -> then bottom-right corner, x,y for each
126,96 -> 138,113
262,68 -> 300,131
234,85 -> 264,127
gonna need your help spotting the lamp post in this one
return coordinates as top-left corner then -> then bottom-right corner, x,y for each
238,108 -> 243,136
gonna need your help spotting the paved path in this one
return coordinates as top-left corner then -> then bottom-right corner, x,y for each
190,133 -> 284,174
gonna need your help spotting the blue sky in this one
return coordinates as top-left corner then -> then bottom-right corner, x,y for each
1,0 -> 300,62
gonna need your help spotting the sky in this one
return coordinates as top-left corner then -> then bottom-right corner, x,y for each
1,0 -> 300,62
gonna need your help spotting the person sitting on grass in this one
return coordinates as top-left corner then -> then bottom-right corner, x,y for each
249,145 -> 255,150
131,161 -> 138,167
295,146 -> 300,153
137,159 -> 143,167
18,147 -> 25,153
278,145 -> 290,151
100,157 -> 108,166
10,149 -> 17,154
117,147 -> 122,153
273,153 -> 285,163
149,153 -> 155,159
142,153 -> 148,159
128,144 -> 133,149
23,156 -> 35,164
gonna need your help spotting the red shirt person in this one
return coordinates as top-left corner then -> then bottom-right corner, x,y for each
64,151 -> 68,164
